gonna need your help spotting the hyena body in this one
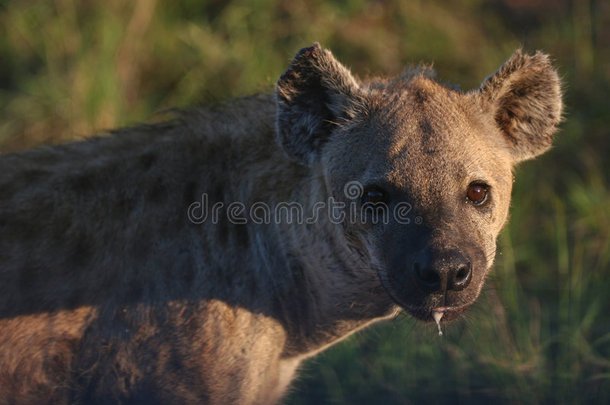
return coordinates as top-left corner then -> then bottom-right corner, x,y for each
0,44 -> 561,404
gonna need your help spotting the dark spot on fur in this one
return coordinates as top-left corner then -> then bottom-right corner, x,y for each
419,119 -> 433,136
182,181 -> 198,207
139,153 -> 158,170
291,262 -> 306,284
18,262 -> 41,291
217,216 -> 228,246
182,306 -> 200,336
66,290 -> 84,309
167,345 -> 186,375
69,174 -> 93,193
165,249 -> 196,289
0,181 -> 16,200
148,177 -> 167,204
98,274 -> 116,296
131,229 -> 150,257
7,217 -> 39,241
182,260 -> 195,286
21,169 -> 49,183
127,278 -> 144,302
209,184 -> 224,204
419,119 -> 436,154
50,212 -> 72,242
71,238 -> 92,267
234,223 -> 249,247
42,337 -> 78,375
414,88 -> 428,104
115,196 -> 136,216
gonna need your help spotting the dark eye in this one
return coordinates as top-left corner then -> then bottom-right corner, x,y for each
466,182 -> 489,205
362,187 -> 388,205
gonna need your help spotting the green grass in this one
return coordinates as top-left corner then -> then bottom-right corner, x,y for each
1,1 -> 609,403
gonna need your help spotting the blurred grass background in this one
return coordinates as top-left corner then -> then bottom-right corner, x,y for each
1,0 -> 608,403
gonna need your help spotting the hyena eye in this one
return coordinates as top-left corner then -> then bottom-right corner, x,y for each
466,182 -> 489,205
362,187 -> 389,205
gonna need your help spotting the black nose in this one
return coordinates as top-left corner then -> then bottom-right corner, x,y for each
413,249 -> 472,292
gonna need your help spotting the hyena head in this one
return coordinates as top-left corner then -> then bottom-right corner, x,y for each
276,43 -> 562,322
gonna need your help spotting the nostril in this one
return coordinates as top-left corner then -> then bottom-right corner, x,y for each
455,266 -> 469,283
414,262 -> 442,291
452,261 -> 472,290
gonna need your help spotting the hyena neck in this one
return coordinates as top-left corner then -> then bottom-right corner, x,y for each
269,168 -> 398,358
182,96 -> 396,358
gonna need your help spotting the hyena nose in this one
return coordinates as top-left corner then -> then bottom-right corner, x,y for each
413,249 -> 472,292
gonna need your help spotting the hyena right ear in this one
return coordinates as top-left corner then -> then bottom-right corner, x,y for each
276,43 -> 360,165
477,50 -> 563,163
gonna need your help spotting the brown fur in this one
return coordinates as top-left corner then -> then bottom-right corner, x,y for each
0,44 -> 562,404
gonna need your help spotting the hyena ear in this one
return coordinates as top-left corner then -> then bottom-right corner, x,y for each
478,50 -> 563,163
276,43 -> 360,165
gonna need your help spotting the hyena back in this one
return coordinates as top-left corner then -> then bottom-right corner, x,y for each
0,43 -> 561,404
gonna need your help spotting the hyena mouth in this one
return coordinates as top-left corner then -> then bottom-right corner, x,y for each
429,305 -> 470,323
404,303 -> 471,324
430,305 -> 470,335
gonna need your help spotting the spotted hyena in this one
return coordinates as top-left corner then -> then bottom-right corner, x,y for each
0,43 -> 562,404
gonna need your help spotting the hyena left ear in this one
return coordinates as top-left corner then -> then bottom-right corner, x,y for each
477,50 -> 563,163
276,43 -> 360,166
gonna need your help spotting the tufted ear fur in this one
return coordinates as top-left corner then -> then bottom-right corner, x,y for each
275,43 -> 360,165
478,50 -> 563,163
